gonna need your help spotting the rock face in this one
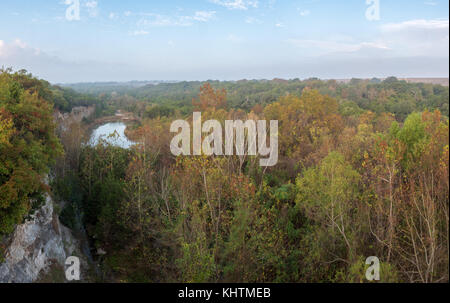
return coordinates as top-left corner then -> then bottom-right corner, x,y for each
0,107 -> 94,283
0,195 -> 81,283
53,106 -> 95,132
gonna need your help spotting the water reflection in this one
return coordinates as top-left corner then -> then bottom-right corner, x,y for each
89,122 -> 135,148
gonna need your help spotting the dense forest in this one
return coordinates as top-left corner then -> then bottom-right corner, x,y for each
63,77 -> 449,121
0,69 -> 62,235
1,68 -> 449,283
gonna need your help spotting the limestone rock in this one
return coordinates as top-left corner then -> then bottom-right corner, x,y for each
0,195 -> 83,283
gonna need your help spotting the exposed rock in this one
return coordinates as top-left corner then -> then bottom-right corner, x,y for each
0,107 -> 95,283
0,195 -> 85,283
54,106 -> 95,133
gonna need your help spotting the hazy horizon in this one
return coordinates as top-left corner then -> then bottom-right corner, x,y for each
53,76 -> 449,86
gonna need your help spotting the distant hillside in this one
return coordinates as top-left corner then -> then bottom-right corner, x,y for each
401,78 -> 449,86
58,80 -> 179,94
336,77 -> 448,86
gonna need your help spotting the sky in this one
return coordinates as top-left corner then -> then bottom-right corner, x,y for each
0,0 -> 448,83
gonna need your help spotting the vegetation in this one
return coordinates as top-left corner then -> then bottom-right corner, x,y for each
0,69 -> 62,233
64,77 -> 449,120
59,80 -> 448,283
1,68 -> 448,283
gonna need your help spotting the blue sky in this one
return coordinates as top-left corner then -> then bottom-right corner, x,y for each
0,0 -> 448,83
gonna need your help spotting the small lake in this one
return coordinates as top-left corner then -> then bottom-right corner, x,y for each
89,122 -> 135,148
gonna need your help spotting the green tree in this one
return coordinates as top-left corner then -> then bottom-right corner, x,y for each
296,152 -> 362,267
0,69 -> 62,234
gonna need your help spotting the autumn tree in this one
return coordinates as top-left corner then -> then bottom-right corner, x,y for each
0,69 -> 62,234
193,83 -> 227,112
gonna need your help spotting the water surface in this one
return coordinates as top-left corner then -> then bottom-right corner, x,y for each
89,122 -> 135,148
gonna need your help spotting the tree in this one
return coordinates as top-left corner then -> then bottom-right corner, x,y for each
120,154 -> 154,255
296,152 -> 361,264
193,83 -> 227,112
0,109 -> 13,146
369,111 -> 449,282
0,69 -> 62,234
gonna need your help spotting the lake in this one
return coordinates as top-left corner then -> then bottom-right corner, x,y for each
89,122 -> 135,148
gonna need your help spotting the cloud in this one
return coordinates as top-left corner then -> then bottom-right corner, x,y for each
0,39 -> 70,80
245,16 -> 262,24
210,0 -> 259,10
299,10 -> 310,17
0,39 -> 38,58
137,11 -> 216,27
380,19 -> 449,57
12,39 -> 27,49
0,38 -> 152,83
131,30 -> 149,36
2,37 -> 448,83
286,19 -> 448,59
381,19 -> 448,32
286,39 -> 389,54
0,40 -> 5,57
192,11 -> 216,22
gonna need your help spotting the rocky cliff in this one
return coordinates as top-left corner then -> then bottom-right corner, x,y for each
54,106 -> 95,132
0,106 -> 95,283
0,194 -> 83,283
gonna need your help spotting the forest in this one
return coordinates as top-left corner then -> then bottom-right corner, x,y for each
1,68 -> 449,283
